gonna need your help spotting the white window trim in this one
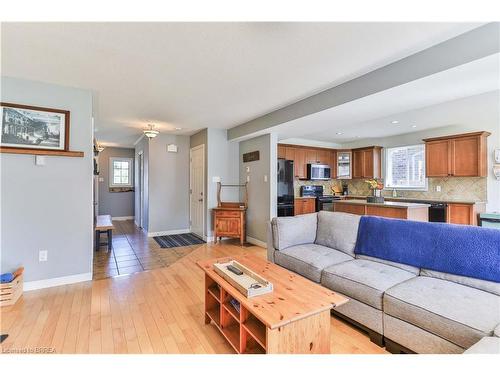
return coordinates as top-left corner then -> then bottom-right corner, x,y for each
109,157 -> 134,188
383,144 -> 428,191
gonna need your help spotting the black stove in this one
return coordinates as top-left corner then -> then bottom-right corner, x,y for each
300,185 -> 341,212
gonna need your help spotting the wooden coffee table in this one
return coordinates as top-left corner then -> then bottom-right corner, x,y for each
197,254 -> 349,354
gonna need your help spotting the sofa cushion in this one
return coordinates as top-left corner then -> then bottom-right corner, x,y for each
274,243 -> 352,283
464,337 -> 500,354
356,254 -> 419,275
315,211 -> 360,257
321,259 -> 416,310
384,276 -> 500,348
271,213 -> 317,251
420,268 -> 500,296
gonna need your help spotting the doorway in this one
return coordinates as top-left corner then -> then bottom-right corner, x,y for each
190,144 -> 205,239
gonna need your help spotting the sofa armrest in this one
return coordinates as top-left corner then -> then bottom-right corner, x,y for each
267,221 -> 276,262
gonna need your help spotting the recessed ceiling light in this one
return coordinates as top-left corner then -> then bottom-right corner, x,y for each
411,125 -> 417,128
391,120 -> 399,124
336,132 -> 343,135
175,127 -> 182,130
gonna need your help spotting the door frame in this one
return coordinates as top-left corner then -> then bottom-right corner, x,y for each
189,144 -> 205,239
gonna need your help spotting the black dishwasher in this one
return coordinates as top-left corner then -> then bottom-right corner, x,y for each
429,203 -> 447,222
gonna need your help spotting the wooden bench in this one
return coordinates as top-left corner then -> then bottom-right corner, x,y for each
95,215 -> 114,251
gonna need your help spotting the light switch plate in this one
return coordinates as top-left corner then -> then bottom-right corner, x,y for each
35,155 -> 46,166
246,175 -> 250,182
212,176 -> 221,183
246,166 -> 250,173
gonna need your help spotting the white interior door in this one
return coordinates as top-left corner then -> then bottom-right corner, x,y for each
190,145 -> 205,238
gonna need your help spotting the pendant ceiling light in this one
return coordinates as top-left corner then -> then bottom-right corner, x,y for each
143,124 -> 159,139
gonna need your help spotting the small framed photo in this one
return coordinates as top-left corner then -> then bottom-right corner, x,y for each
1,102 -> 70,151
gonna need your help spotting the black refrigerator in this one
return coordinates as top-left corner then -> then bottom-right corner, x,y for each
277,159 -> 294,216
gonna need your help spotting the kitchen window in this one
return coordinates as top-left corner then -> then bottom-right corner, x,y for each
109,157 -> 133,187
385,144 -> 427,190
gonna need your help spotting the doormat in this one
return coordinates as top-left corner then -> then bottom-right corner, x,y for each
153,233 -> 206,248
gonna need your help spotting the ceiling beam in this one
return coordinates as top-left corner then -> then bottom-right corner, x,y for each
227,22 -> 500,141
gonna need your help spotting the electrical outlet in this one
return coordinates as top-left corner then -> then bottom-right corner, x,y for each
264,175 -> 268,182
39,250 -> 48,262
436,185 -> 441,192
246,175 -> 250,182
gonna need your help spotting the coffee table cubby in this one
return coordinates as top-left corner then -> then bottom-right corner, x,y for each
205,274 -> 267,354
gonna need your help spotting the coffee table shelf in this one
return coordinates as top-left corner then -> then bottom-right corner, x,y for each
199,255 -> 348,354
242,315 -> 266,349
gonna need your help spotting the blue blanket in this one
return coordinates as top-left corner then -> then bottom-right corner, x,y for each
354,216 -> 500,283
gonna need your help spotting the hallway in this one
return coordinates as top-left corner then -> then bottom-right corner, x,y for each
93,220 -> 204,280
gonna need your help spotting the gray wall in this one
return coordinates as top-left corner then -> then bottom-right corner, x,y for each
1,76 -> 93,282
239,133 -> 276,243
134,136 -> 149,230
206,128 -> 240,238
147,134 -> 190,234
98,147 -> 135,218
189,128 -> 240,239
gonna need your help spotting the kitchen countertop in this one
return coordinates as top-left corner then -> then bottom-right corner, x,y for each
334,199 -> 430,209
344,195 -> 485,205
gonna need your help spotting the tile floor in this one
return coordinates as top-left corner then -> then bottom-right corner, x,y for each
93,220 -> 205,280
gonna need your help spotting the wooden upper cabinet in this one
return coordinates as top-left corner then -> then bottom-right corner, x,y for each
424,131 -> 490,177
316,150 -> 329,165
278,145 -> 286,159
284,146 -> 295,162
294,148 -> 306,178
425,140 -> 450,177
329,150 -> 337,179
305,149 -> 318,164
352,147 -> 381,179
352,150 -> 364,179
452,136 -> 481,176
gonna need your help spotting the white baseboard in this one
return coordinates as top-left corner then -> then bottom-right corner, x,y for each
246,236 -> 266,248
24,272 -> 92,291
205,235 -> 214,242
147,228 -> 191,237
112,216 -> 134,221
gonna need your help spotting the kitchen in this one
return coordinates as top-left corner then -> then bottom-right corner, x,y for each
277,130 -> 494,225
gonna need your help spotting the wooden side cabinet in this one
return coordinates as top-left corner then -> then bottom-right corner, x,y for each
424,131 -> 490,177
352,146 -> 382,179
294,198 -> 316,215
213,208 -> 246,245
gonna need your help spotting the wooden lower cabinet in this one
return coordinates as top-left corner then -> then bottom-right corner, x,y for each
334,202 -> 366,215
447,203 -> 477,225
294,198 -> 316,215
213,208 -> 246,245
334,202 -> 428,222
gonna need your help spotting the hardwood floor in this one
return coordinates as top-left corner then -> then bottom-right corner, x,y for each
0,220 -> 387,354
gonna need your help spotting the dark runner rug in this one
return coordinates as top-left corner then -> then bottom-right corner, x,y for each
153,233 -> 205,248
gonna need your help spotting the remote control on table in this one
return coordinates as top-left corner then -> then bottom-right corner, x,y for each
227,265 -> 243,276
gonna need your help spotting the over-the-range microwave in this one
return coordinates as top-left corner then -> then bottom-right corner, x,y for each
307,163 -> 331,180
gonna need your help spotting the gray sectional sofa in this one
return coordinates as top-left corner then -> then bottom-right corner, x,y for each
267,211 -> 500,354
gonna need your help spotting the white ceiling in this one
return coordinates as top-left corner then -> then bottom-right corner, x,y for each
278,53 -> 500,144
1,22 -> 482,146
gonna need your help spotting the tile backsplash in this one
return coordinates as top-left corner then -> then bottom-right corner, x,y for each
294,177 -> 487,202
